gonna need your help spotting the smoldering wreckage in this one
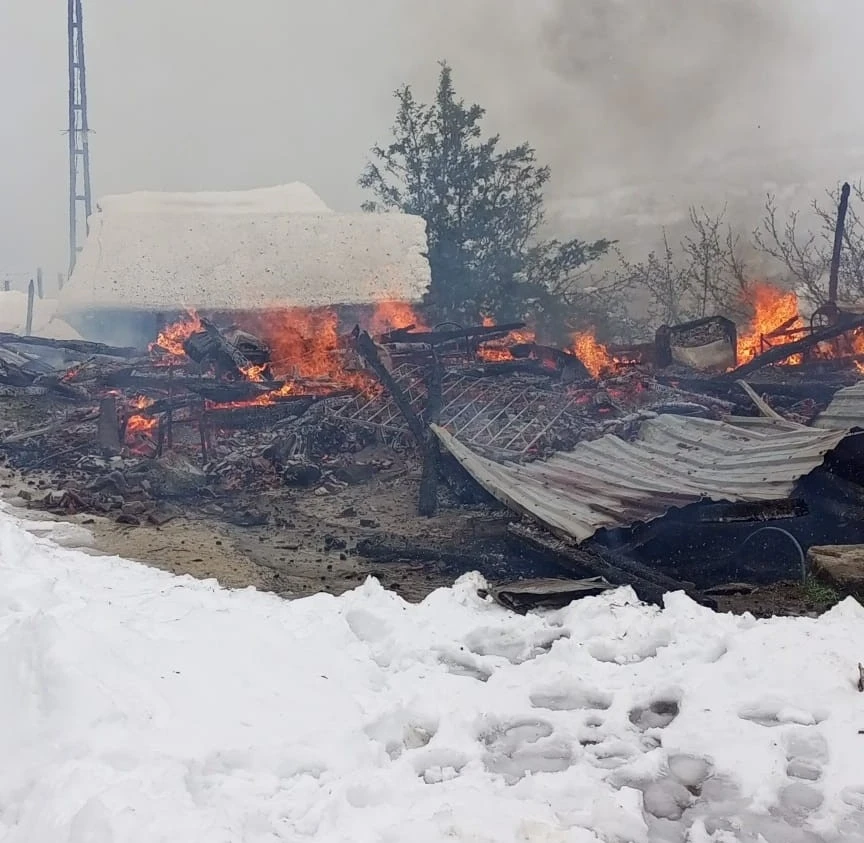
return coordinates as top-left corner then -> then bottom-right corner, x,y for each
6,187 -> 864,613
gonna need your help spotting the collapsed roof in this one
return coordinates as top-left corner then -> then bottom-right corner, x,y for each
57,184 -> 431,316
434,414 -> 851,543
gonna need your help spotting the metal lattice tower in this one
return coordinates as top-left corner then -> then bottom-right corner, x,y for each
67,0 -> 93,276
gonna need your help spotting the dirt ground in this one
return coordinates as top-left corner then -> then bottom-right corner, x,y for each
0,459 -> 844,616
0,396 -> 846,615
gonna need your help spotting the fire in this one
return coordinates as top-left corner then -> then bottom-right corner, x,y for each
125,395 -> 158,442
570,329 -> 615,378
476,316 -> 537,361
237,307 -> 374,395
150,311 -> 203,356
853,329 -> 864,374
736,283 -> 804,365
240,363 -> 268,382
368,300 -> 429,335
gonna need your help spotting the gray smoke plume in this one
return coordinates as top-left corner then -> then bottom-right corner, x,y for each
397,0 -> 855,247
399,1 -> 825,183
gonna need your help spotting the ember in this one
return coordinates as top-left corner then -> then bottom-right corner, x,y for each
476,317 -> 536,361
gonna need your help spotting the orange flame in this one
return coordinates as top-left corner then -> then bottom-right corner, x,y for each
150,311 -> 203,356
368,300 -> 429,335
570,330 -> 615,378
736,283 -> 804,364
240,363 -> 268,382
852,329 -> 864,374
476,316 -> 536,361
125,395 -> 158,442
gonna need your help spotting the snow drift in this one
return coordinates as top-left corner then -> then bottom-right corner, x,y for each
1,504 -> 864,841
57,183 -> 431,317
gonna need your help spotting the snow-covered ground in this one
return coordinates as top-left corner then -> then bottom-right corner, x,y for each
2,503 -> 864,842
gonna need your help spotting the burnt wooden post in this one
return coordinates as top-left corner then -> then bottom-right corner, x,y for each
357,330 -> 440,516
97,394 -> 122,454
57,272 -> 65,291
25,279 -> 35,335
828,181 -> 851,304
36,267 -> 43,299
166,362 -> 174,450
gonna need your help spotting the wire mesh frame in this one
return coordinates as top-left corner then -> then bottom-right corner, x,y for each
334,364 -> 590,458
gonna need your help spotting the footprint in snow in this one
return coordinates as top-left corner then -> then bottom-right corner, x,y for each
529,680 -> 613,712
480,719 -> 572,783
737,699 -> 826,728
784,728 -> 828,782
629,697 -> 680,731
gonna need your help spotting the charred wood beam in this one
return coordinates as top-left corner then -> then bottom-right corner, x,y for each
203,398 -> 317,430
1,410 -> 99,445
101,369 -> 216,390
182,318 -> 255,379
724,314 -> 864,378
0,331 -> 140,358
357,330 -> 440,516
379,322 -> 526,345
655,376 -> 845,404
508,523 -> 716,609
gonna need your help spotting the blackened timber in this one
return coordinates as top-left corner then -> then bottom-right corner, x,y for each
203,398 -> 316,430
724,314 -> 864,378
97,394 -> 121,453
183,318 -> 254,378
654,375 -> 845,404
379,322 -> 526,345
0,331 -> 140,358
508,523 -> 716,609
418,350 -> 443,516
356,330 -> 440,516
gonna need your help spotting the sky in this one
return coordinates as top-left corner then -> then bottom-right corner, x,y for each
3,0 -> 864,284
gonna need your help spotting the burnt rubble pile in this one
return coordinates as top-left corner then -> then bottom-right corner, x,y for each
3,310 -> 864,607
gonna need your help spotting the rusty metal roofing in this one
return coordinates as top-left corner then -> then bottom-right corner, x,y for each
433,414 -> 849,543
813,381 -> 864,431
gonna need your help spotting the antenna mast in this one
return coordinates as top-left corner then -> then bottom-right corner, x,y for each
67,0 -> 93,276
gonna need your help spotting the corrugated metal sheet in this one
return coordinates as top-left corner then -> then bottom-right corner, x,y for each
814,381 -> 864,431
433,414 -> 849,543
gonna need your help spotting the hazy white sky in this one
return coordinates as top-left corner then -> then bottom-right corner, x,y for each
2,0 -> 863,280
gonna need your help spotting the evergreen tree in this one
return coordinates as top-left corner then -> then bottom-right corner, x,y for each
360,62 -> 610,332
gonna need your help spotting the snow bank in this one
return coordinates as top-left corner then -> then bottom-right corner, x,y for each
57,184 -> 431,316
0,291 -> 82,339
1,505 -> 864,842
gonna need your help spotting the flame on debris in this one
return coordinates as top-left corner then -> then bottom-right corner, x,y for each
736,283 -> 804,365
150,311 -> 203,356
476,316 -> 537,361
240,363 -> 268,382
368,300 -> 429,335
853,330 -> 864,374
125,394 -> 157,443
570,330 -> 615,378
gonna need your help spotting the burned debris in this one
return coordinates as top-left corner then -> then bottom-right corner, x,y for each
3,288 -> 864,607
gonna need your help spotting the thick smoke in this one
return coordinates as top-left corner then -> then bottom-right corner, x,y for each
539,0 -> 791,171
398,0 -> 847,247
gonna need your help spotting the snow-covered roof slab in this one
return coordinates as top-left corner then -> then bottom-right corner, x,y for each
58,184 -> 431,315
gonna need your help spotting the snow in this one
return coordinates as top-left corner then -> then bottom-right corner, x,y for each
0,291 -> 82,340
57,183 -> 431,317
2,504 -> 864,842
